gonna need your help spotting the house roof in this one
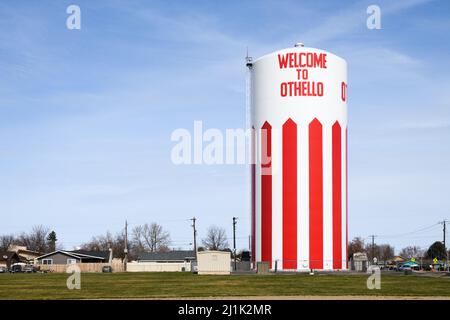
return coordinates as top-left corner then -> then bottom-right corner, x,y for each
36,250 -> 109,261
71,250 -> 110,260
0,251 -> 20,262
8,245 -> 41,255
138,250 -> 195,261
17,249 -> 41,256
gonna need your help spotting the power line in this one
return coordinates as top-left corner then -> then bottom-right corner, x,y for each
377,222 -> 441,239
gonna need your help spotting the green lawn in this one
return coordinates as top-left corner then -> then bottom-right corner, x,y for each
0,272 -> 449,299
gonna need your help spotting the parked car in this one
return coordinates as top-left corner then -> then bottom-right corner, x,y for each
423,264 -> 432,271
386,263 -> 397,270
102,266 -> 112,273
23,265 -> 38,273
0,266 -> 8,273
432,263 -> 447,271
10,263 -> 25,273
396,261 -> 419,271
398,264 -> 411,271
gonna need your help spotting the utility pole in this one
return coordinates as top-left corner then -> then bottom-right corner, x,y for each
233,217 -> 238,271
440,220 -> 448,270
446,220 -> 449,270
369,235 -> 377,264
124,220 -> 128,270
442,220 -> 446,250
190,217 -> 197,259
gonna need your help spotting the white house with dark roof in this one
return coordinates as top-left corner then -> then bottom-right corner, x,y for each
137,250 -> 195,263
127,250 -> 195,272
36,250 -> 112,265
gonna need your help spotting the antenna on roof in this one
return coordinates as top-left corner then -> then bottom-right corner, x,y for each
246,46 -> 253,68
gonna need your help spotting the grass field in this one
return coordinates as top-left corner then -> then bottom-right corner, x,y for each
0,272 -> 449,299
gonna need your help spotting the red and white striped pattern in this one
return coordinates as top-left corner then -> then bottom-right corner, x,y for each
251,118 -> 347,270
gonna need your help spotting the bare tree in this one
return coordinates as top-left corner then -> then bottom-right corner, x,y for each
378,244 -> 395,262
131,225 -> 145,253
82,231 -> 112,251
364,243 -> 395,262
80,223 -> 171,261
131,223 -> 171,253
0,234 -> 16,252
202,226 -> 229,251
80,231 -> 126,259
348,237 -> 365,259
400,246 -> 423,259
16,225 -> 50,253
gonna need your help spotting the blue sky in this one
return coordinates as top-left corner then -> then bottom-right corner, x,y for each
0,0 -> 449,253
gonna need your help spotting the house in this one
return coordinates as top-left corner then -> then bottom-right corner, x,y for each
36,250 -> 112,265
8,245 -> 41,264
351,252 -> 368,272
0,252 -> 21,269
127,250 -> 195,272
137,250 -> 195,263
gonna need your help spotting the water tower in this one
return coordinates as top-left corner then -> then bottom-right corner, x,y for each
247,44 -> 348,270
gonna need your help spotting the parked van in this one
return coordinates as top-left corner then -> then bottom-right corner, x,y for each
10,263 -> 26,273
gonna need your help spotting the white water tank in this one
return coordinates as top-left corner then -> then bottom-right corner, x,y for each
248,45 -> 348,271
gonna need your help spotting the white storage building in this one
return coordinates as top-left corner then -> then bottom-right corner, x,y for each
197,251 -> 231,275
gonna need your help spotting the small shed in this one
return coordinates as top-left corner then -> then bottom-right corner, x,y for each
197,250 -> 231,275
351,252 -> 368,272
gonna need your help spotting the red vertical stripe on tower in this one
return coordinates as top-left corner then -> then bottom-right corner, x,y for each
251,127 -> 256,264
261,121 -> 272,268
309,118 -> 323,269
332,122 -> 342,269
282,119 -> 297,269
346,127 -> 348,269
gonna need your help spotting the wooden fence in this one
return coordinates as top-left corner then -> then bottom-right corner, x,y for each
127,261 -> 191,272
39,262 -> 124,273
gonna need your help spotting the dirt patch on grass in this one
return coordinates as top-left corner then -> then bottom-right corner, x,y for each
159,295 -> 450,300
